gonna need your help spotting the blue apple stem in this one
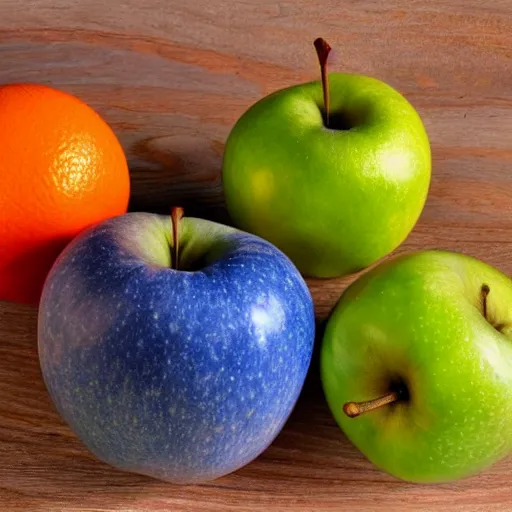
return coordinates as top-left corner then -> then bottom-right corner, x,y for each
343,392 -> 398,418
314,37 -> 332,128
171,207 -> 184,270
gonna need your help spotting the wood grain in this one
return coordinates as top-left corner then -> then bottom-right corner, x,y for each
1,1 -> 512,510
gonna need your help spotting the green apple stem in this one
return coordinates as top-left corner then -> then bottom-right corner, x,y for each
343,392 -> 398,418
171,207 -> 184,270
480,284 -> 506,331
481,284 -> 490,320
314,37 -> 332,128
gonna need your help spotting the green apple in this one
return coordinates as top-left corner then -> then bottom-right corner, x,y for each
321,250 -> 512,483
222,39 -> 431,278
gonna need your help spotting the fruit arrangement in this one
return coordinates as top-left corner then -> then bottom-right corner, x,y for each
2,38 -> 511,485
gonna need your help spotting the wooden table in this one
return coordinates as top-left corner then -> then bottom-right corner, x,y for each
2,1 -> 512,510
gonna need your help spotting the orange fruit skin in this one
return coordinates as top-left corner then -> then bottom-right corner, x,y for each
0,83 -> 130,305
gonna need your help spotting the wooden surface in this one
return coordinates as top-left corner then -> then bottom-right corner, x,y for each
2,1 -> 512,510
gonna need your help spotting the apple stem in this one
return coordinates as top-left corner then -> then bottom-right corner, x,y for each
314,37 -> 332,128
481,284 -> 490,320
171,207 -> 184,270
343,392 -> 398,418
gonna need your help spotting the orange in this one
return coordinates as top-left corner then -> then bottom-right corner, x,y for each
0,83 -> 130,305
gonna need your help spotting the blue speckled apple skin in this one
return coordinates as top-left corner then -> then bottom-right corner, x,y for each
38,213 -> 315,484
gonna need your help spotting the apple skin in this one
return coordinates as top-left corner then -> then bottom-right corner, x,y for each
222,73 -> 431,278
321,250 -> 512,483
38,212 -> 315,484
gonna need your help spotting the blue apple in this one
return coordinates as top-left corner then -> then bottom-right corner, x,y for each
38,212 -> 315,483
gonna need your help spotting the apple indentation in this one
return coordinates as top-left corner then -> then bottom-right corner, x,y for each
179,253 -> 212,272
321,110 -> 355,131
388,375 -> 410,404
